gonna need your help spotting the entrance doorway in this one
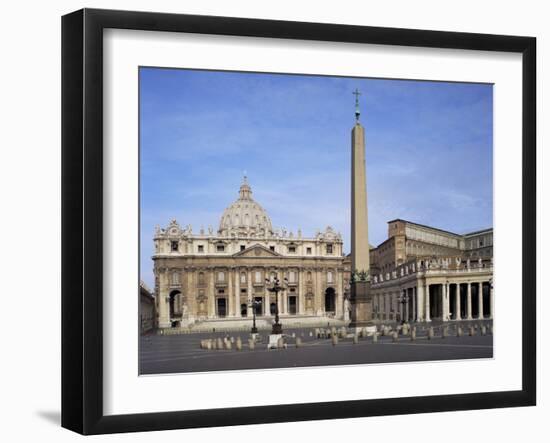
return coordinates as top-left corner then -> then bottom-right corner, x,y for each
216,298 -> 227,318
254,297 -> 263,316
288,296 -> 297,315
325,287 -> 336,313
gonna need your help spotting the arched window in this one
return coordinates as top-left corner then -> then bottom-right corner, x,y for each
244,214 -> 250,225
234,214 -> 240,225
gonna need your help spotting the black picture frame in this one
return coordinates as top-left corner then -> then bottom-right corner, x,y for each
62,8 -> 536,435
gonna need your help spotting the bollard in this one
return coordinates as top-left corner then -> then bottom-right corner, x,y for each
353,334 -> 359,344
332,335 -> 338,346
296,337 -> 302,348
457,326 -> 463,337
236,337 -> 242,351
442,326 -> 447,339
481,325 -> 487,336
428,327 -> 434,340
217,338 -> 224,349
230,336 -> 235,343
225,339 -> 232,350
309,331 -> 313,337
248,339 -> 255,350
469,326 -> 475,336
411,328 -> 416,341
372,332 -> 378,343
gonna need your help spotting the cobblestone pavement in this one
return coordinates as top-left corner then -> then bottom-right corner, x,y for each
140,320 -> 493,375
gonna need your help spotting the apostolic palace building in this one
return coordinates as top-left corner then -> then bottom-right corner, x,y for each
149,100 -> 493,332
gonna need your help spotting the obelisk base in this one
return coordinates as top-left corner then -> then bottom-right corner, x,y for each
349,281 -> 374,328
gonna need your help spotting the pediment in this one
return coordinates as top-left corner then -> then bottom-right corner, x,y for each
233,244 -> 282,257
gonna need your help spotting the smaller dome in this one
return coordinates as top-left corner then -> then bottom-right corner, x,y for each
218,177 -> 273,236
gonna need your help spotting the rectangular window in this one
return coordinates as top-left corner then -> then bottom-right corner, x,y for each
171,241 -> 179,251
269,246 -> 275,251
217,245 -> 225,252
255,271 -> 262,283
197,245 -> 204,253
288,246 -> 296,253
240,245 -> 246,251
326,244 -> 333,254
217,271 -> 225,282
306,247 -> 312,255
241,288 -> 247,294
289,271 -> 296,283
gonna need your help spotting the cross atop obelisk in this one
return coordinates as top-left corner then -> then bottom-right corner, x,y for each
353,88 -> 361,122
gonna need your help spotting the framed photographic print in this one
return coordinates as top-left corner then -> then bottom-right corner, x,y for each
61,8 -> 536,435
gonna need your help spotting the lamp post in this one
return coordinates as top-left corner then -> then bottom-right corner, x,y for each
266,276 -> 288,335
249,299 -> 261,334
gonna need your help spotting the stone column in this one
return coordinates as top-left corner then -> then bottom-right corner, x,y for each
404,289 -> 409,322
247,269 -> 253,317
186,270 -> 195,322
209,270 -> 216,318
416,284 -> 424,322
157,269 -> 171,328
441,283 -> 448,321
264,272 -> 270,316
399,290 -> 404,322
315,269 -> 322,316
336,270 -> 343,318
412,287 -> 416,322
298,269 -> 305,315
386,292 -> 390,320
235,269 -> 241,317
455,283 -> 462,320
478,282 -> 484,319
227,269 -> 234,317
467,282 -> 472,320
425,284 -> 431,322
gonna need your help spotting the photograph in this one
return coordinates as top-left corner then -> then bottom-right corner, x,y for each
138,67 -> 494,375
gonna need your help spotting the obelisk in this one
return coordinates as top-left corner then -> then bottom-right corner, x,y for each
350,88 -> 373,326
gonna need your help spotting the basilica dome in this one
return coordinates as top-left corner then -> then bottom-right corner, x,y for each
218,177 -> 273,236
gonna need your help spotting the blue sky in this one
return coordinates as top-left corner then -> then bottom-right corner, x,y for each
140,68 -> 493,287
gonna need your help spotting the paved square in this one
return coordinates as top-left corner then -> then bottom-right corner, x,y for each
140,323 -> 493,375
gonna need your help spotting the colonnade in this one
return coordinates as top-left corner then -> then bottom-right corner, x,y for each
372,280 -> 493,323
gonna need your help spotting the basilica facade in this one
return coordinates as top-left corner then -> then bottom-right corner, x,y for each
152,178 -> 349,331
